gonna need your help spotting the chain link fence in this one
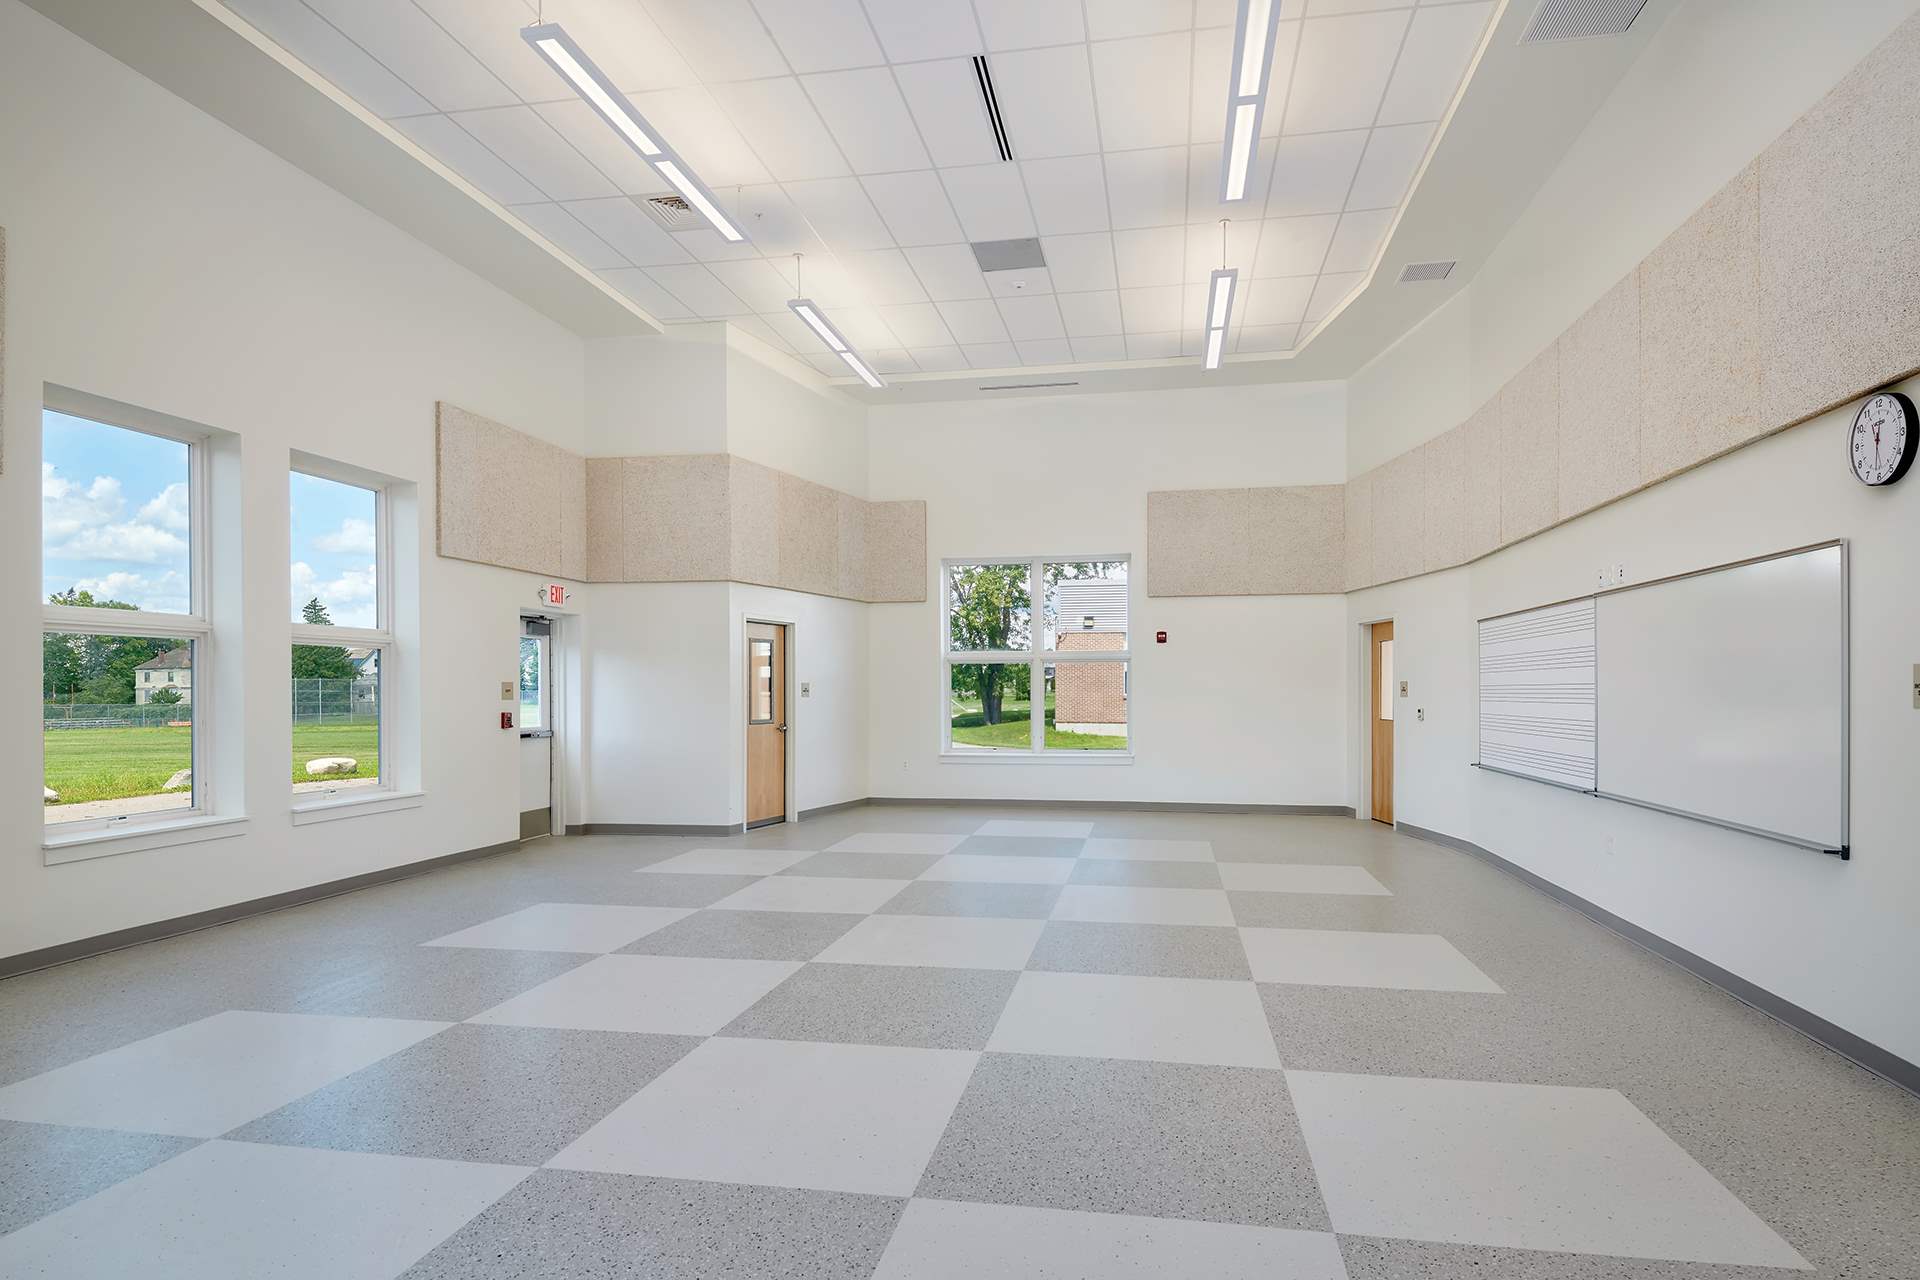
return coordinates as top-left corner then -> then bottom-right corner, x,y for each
291,677 -> 380,725
42,703 -> 197,729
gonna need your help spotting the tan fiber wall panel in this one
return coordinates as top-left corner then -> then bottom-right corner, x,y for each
835,491 -> 868,602
625,453 -> 731,581
1248,485 -> 1344,594
776,470 -> 840,598
1,227 -> 7,474
1145,488 -> 1249,596
1369,452 -> 1424,585
584,457 -> 624,582
1556,273 -> 1642,518
1758,11 -> 1920,429
1496,347 -> 1561,544
864,500 -> 928,603
1462,403 -> 1501,561
1417,428 -> 1469,575
1342,472 -> 1373,592
559,451 -> 587,583
1638,164 -> 1763,484
436,402 -> 566,577
727,456 -> 780,587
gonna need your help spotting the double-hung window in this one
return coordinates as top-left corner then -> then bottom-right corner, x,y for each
41,397 -> 213,836
943,558 -> 1131,756
290,460 -> 392,801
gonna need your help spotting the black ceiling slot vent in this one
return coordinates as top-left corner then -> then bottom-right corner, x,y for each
972,55 -> 1013,162
978,381 -> 1081,392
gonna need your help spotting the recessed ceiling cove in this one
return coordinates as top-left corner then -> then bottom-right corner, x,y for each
215,0 -> 1498,384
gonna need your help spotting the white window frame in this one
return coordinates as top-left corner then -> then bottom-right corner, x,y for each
290,454 -> 395,806
41,392 -> 216,845
939,555 -> 1133,762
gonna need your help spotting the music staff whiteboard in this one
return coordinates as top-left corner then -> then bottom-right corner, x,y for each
1477,600 -> 1597,790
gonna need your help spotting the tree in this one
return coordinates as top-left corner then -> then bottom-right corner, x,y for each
291,596 -> 355,681
946,565 -> 1032,725
43,589 -> 179,703
150,687 -> 183,706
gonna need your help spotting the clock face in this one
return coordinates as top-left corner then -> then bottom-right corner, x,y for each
1849,392 -> 1917,486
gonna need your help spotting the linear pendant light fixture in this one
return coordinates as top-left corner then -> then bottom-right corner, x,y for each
788,257 -> 884,388
521,22 -> 746,242
1220,0 -> 1282,202
1204,220 -> 1238,371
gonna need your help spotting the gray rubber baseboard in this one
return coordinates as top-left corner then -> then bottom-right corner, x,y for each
869,797 -> 1354,816
0,837 -> 522,982
568,822 -> 741,836
1397,820 -> 1919,1100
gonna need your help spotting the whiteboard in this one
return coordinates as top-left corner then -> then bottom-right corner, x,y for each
1477,600 -> 1597,790
1595,543 -> 1846,851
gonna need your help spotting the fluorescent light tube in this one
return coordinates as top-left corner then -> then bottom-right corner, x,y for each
1204,327 -> 1226,370
1224,102 -> 1257,201
788,298 -> 885,388
1220,0 -> 1282,203
1203,267 -> 1238,371
522,23 -> 746,244
1237,0 -> 1273,96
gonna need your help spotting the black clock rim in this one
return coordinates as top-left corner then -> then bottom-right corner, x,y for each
1853,390 -> 1918,486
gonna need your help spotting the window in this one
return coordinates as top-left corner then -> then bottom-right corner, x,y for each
944,558 -> 1130,755
42,403 -> 210,831
748,637 -> 774,724
520,619 -> 551,734
1377,639 -> 1394,722
291,465 -> 389,799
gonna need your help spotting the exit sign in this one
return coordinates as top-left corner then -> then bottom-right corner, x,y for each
540,583 -> 569,606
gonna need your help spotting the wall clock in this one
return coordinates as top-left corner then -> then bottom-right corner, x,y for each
1849,390 -> 1916,486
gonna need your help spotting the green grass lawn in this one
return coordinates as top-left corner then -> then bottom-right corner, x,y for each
948,695 -> 1127,751
43,722 -> 380,806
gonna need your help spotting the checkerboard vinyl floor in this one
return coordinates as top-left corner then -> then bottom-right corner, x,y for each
2,808 -> 1916,1278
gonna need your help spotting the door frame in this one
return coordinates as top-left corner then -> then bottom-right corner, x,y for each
517,610 -> 572,839
740,615 -> 797,829
1356,615 -> 1394,826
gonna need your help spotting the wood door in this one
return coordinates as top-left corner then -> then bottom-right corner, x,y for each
745,622 -> 787,827
1370,621 -> 1395,825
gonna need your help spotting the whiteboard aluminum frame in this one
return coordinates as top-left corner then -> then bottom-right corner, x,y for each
1474,539 -> 1850,859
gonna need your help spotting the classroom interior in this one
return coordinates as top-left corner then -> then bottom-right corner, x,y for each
2,0 -> 1918,1276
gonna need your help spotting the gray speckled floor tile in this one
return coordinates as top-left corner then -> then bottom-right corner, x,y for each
779,851 -> 944,880
1070,859 -> 1224,888
719,963 -> 1018,1050
589,872 -> 764,908
877,880 -> 1062,919
0,1120 -> 200,1235
917,1052 -> 1326,1230
950,834 -> 1087,858
1026,921 -> 1253,980
226,1024 -> 698,1164
616,909 -> 865,960
1336,1235 -> 1808,1279
399,1170 -> 902,1279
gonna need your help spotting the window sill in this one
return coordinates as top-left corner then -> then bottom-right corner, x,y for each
44,814 -> 249,866
291,789 -> 424,826
940,751 -> 1134,766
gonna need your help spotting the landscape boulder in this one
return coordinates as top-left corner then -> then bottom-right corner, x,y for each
44,787 -> 58,804
164,769 -> 192,791
304,757 -> 358,777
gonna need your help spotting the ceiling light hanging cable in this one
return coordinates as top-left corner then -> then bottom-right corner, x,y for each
1204,219 -> 1239,372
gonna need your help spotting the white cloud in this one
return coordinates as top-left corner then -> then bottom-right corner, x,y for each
73,570 -> 189,614
138,482 -> 190,532
57,522 -> 187,564
42,464 -> 125,541
291,561 -> 376,628
314,517 -> 376,555
43,463 -> 186,565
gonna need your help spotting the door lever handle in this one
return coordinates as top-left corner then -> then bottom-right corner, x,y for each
776,723 -> 789,733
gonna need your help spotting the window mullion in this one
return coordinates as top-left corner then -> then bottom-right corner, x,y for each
1030,559 -> 1043,754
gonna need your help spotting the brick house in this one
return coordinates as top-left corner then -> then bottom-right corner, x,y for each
1052,581 -> 1127,733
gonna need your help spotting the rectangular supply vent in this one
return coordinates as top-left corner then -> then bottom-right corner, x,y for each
1520,0 -> 1649,42
971,237 -> 1046,273
636,193 -> 704,231
978,381 -> 1081,392
972,55 -> 1013,161
1398,260 -> 1457,283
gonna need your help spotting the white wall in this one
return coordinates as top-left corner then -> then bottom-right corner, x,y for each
1,0 -> 589,957
729,584 -> 869,821
724,333 -> 869,498
867,382 -> 1352,806
1347,291 -> 1472,477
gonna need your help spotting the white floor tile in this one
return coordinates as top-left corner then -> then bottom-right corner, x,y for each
710,875 -> 910,914
421,903 -> 692,952
1051,885 -> 1235,926
873,1199 -> 1348,1279
826,833 -> 969,855
467,954 -> 799,1035
988,972 -> 1280,1068
1218,864 -> 1391,894
816,915 -> 1045,970
1286,1071 -> 1808,1267
1241,928 -> 1503,993
921,854 -> 1076,884
638,848 -> 815,876
548,1037 -> 979,1196
1079,837 -> 1215,863
0,1011 -> 447,1138
975,819 -> 1094,838
0,1140 -> 527,1280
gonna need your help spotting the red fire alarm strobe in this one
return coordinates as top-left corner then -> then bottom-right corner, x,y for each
501,711 -> 514,730
1155,630 -> 1167,644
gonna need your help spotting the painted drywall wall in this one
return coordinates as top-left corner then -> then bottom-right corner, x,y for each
1347,291 -> 1472,477
728,584 -> 870,822
0,0 -> 588,957
866,381 -> 1352,805
725,332 -> 869,499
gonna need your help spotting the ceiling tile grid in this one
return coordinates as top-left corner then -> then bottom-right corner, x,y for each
219,0 -> 1496,380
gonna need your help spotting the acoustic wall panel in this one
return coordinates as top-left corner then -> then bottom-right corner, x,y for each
1639,164 -> 1762,484
625,453 -> 732,581
560,451 -> 587,582
1417,428 -> 1469,575
1476,599 -> 1596,791
1342,471 -> 1373,592
776,470 -> 840,598
584,457 -> 624,582
1248,485 -> 1345,594
1462,402 -> 1501,561
1,227 -> 7,474
1370,453 -> 1423,585
1496,346 -> 1561,544
1556,273 -> 1641,518
726,456 -> 780,586
864,500 -> 928,603
1145,489 -> 1250,597
1146,485 -> 1347,597
435,402 -> 577,578
835,490 -> 868,602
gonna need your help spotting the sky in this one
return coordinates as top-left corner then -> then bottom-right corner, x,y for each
41,411 -> 378,628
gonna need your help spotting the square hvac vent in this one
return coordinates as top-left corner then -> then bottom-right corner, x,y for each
1520,0 -> 1650,42
971,237 -> 1046,272
636,193 -> 705,232
1398,260 -> 1456,283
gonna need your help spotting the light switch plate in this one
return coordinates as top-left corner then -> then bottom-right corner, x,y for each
501,681 -> 514,701
1912,663 -> 1919,709
1399,680 -> 1408,697
800,682 -> 812,698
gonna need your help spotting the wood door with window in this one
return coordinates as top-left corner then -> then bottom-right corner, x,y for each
1370,621 -> 1395,825
745,623 -> 787,827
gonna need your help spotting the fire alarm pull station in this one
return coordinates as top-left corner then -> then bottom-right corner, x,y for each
1155,630 -> 1167,644
500,711 -> 514,730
